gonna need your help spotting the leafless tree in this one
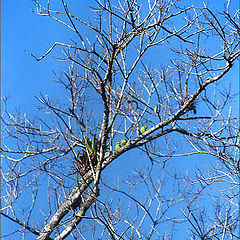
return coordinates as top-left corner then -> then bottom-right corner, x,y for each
1,0 -> 239,239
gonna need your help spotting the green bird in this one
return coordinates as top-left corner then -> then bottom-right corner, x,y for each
121,138 -> 127,147
154,104 -> 159,113
140,125 -> 148,134
115,141 -> 121,151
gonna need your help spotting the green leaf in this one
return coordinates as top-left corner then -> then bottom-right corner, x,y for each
86,137 -> 94,154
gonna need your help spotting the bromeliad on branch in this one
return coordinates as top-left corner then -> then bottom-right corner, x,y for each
73,135 -> 100,176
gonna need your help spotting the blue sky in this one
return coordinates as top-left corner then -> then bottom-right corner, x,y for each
2,0 -> 239,112
2,1 -> 69,111
2,0 -> 239,239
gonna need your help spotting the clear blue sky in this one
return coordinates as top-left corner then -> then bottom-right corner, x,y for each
2,1 -> 72,112
2,1 -> 239,239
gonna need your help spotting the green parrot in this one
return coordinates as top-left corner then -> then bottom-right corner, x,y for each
154,104 -> 159,113
121,138 -> 127,147
115,141 -> 121,151
140,125 -> 148,134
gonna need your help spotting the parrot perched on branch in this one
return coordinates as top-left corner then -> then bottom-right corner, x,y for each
154,104 -> 159,113
121,138 -> 127,147
140,125 -> 148,134
115,141 -> 121,151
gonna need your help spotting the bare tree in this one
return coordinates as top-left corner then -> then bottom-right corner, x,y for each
1,0 -> 239,239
